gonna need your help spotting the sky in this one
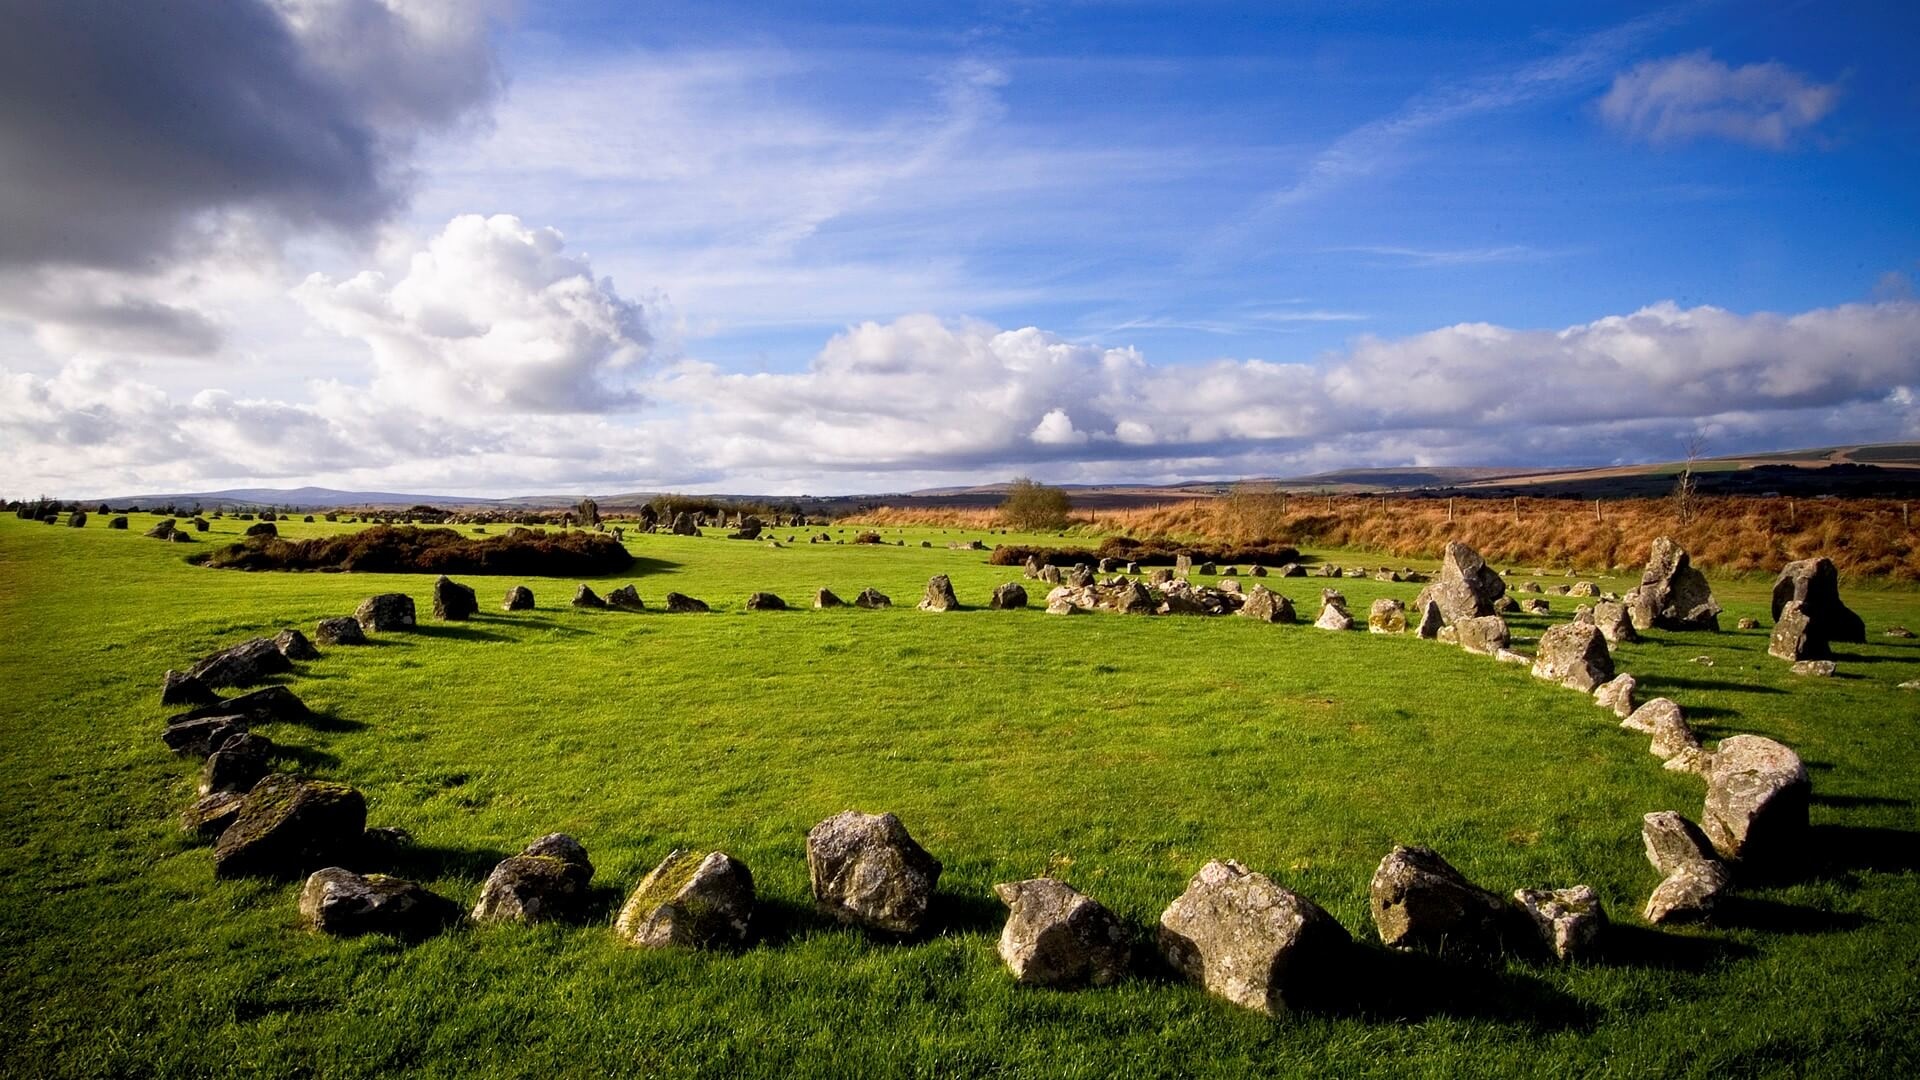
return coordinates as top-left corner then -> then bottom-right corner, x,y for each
2,0 -> 1918,498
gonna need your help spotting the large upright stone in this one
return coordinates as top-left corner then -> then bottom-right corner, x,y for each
189,637 -> 294,689
432,576 -> 478,620
670,512 -> 699,536
992,878 -> 1130,988
1413,541 -> 1507,624
472,834 -> 595,924
355,593 -> 416,632
1768,600 -> 1823,661
1587,601 -> 1638,644
1156,860 -> 1350,1016
1627,537 -> 1721,631
572,584 -> 608,608
807,811 -> 942,934
1771,557 -> 1865,646
918,574 -> 959,612
1702,735 -> 1810,863
616,849 -> 756,948
213,775 -> 366,878
300,867 -> 458,938
1368,845 -> 1516,962
814,587 -> 845,608
1415,599 -> 1443,639
1531,622 -> 1614,692
503,585 -> 535,611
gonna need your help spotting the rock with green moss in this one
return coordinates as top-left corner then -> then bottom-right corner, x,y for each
472,835 -> 594,924
213,775 -> 366,878
161,669 -> 220,708
615,849 -> 755,948
300,867 -> 458,938
199,732 -> 273,795
807,810 -> 941,934
167,685 -> 309,728
188,636 -> 293,689
354,593 -> 416,632
180,791 -> 245,839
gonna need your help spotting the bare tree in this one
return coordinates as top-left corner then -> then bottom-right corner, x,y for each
1672,434 -> 1706,524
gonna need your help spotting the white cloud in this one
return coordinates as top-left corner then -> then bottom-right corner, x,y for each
1599,51 -> 1839,149
293,214 -> 654,413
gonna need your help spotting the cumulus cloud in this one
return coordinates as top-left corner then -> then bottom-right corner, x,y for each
294,214 -> 654,413
1599,52 -> 1839,149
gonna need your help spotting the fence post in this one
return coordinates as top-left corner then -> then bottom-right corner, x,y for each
1512,496 -> 1519,523
1789,498 -> 1796,526
1447,497 -> 1454,523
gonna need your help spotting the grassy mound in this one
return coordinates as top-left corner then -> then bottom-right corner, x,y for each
193,524 -> 634,575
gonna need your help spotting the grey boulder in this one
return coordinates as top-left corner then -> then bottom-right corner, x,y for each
807,810 -> 942,934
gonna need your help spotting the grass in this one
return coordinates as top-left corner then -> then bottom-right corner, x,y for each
3,514 -> 1919,1077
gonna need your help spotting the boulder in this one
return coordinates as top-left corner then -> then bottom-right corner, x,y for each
199,732 -> 273,795
315,616 -> 367,645
604,584 -> 645,611
616,849 -> 756,949
1523,598 -> 1550,615
727,516 -> 764,541
180,790 -> 245,839
807,810 -> 942,934
1592,674 -> 1637,718
355,593 -> 416,632
1415,599 -> 1444,639
855,587 -> 891,609
1531,623 -> 1613,692
744,591 -> 787,611
572,584 -> 608,609
1453,615 -> 1510,656
145,519 -> 177,539
1218,578 -> 1242,595
1702,735 -> 1810,863
432,576 -> 478,620
1108,579 -> 1157,615
989,583 -> 1028,610
1641,811 -> 1731,924
188,637 -> 294,689
1413,541 -> 1507,624
300,867 -> 458,938
1770,557 -> 1865,646
168,530 -> 195,544
1644,704 -> 1702,763
503,585 -> 535,611
1040,565 -> 1064,585
1628,538 -> 1721,631
1368,845 -> 1517,962
1237,584 -> 1294,624
1156,859 -> 1350,1016
273,628 -> 320,661
1512,886 -> 1606,963
1314,602 -> 1353,631
993,878 -> 1130,988
670,512 -> 700,536
814,588 -> 845,609
1768,600 -> 1824,661
245,521 -> 277,538
1736,617 -> 1759,630
108,515 -> 129,529
1588,600 -> 1637,644
1069,564 -> 1095,589
162,716 -> 249,757
472,835 -> 594,924
213,775 -> 366,878
663,591 -> 709,613
1367,598 -> 1407,634
918,575 -> 959,612
161,669 -> 220,708
1569,582 -> 1599,598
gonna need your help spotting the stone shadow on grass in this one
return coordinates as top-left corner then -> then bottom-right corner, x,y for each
373,840 -> 511,882
270,743 -> 341,771
1712,897 -> 1869,936
286,708 -> 367,734
411,623 -> 515,644
1796,824 -> 1920,879
1299,943 -> 1599,1031
1633,676 -> 1787,696
1596,925 -> 1754,972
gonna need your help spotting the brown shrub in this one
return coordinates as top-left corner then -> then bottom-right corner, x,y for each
194,525 -> 634,576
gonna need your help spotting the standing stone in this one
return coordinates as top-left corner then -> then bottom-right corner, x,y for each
355,593 -> 416,632
607,584 -> 647,610
1237,584 -> 1294,624
315,616 -> 367,645
503,585 -> 535,611
664,592 -> 709,613
199,732 -> 273,795
1588,600 -> 1638,643
1771,557 -> 1865,646
1069,564 -> 1095,589
1156,859 -> 1350,1016
572,584 -> 608,608
1367,598 -> 1407,634
1593,674 -> 1637,718
1415,599 -> 1443,639
1023,556 -> 1044,579
190,637 -> 294,688
431,576 -> 478,620
1768,600 -> 1824,661
616,849 -> 757,948
807,811 -> 942,934
745,591 -> 787,611
989,582 -> 1028,609
108,516 -> 128,529
162,669 -> 220,708
1413,541 -> 1507,624
1174,554 -> 1193,577
670,512 -> 699,536
300,867 -> 458,938
1453,615 -> 1510,656
213,775 -> 367,878
814,588 -> 845,609
855,587 -> 891,609
472,834 -> 594,924
993,878 -> 1130,988
1702,735 -> 1810,864
918,575 -> 959,612
1368,845 -> 1516,962
1641,811 -> 1731,924
1108,579 -> 1157,615
1627,538 -> 1721,631
1531,623 -> 1614,692
273,628 -> 320,661
1314,601 -> 1354,631
1512,886 -> 1606,962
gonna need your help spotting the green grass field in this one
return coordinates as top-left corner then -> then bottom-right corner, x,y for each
3,514 -> 1918,1078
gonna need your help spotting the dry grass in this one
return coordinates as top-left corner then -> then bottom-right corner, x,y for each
849,495 -> 1920,580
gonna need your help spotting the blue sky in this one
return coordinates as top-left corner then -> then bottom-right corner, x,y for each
1,0 -> 1917,495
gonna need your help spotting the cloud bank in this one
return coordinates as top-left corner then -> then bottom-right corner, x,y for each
1599,52 -> 1839,149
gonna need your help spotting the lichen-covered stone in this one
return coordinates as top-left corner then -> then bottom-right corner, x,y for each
315,616 -> 367,645
167,685 -> 309,727
918,575 -> 959,612
1453,615 -> 1510,656
807,811 -> 942,934
355,593 -> 416,632
162,716 -> 249,758
213,775 -> 366,878
1237,584 -> 1294,623
300,867 -> 458,938
1641,811 -> 1730,925
989,583 -> 1028,610
189,637 -> 294,689
993,878 -> 1130,988
1513,886 -> 1606,962
664,591 -> 709,613
180,791 -> 245,839
1593,674 -> 1636,718
472,835 -> 594,924
200,732 -> 273,796
1412,541 -> 1507,624
1702,735 -> 1810,863
855,587 -> 891,609
432,576 -> 478,620
616,849 -> 756,948
1369,845 -> 1517,962
1771,557 -> 1865,646
502,585 -> 535,611
1157,859 -> 1350,1015
1629,538 -> 1721,631
1368,598 -> 1407,634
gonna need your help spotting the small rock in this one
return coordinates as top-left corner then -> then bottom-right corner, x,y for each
989,582 -> 1028,609
1512,886 -> 1606,962
273,628 -> 320,661
664,591 -> 709,613
300,867 -> 458,938
1640,811 -> 1730,924
814,588 -> 845,608
1885,626 -> 1914,639
1237,584 -> 1294,623
616,849 -> 757,948
1157,859 -> 1350,1016
807,810 -> 942,934
503,585 -> 535,611
162,669 -> 220,708
855,587 -> 891,609
180,791 -> 246,839
355,593 -> 416,632
607,584 -> 647,611
315,617 -> 367,645
572,584 -> 607,608
993,878 -> 1130,988
200,732 -> 273,795
1621,697 -> 1681,735
1769,600 -> 1824,662
1415,599 -> 1443,639
745,591 -> 788,611
918,574 -> 959,612
1593,674 -> 1636,718
472,835 -> 594,924
1367,598 -> 1407,634
1314,602 -> 1354,631
1790,659 -> 1836,677
162,716 -> 249,757
1736,617 -> 1759,630
1369,845 -> 1517,962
